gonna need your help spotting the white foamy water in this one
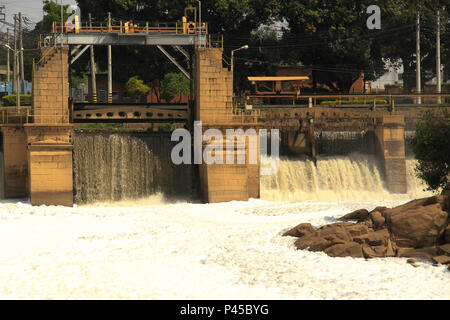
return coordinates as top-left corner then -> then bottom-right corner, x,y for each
0,156 -> 447,299
0,196 -> 448,300
261,154 -> 433,201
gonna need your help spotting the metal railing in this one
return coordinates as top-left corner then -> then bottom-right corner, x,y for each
52,21 -> 208,36
245,93 -> 450,108
0,107 -> 70,125
0,106 -> 31,124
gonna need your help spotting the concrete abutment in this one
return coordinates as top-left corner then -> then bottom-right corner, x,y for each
374,115 -> 407,193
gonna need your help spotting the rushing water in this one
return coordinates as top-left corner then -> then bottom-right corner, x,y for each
72,131 -> 431,204
261,154 -> 432,202
73,131 -> 194,204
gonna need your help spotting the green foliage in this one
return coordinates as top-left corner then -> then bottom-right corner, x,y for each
74,123 -> 125,131
126,76 -> 150,102
158,123 -> 177,132
409,109 -> 450,191
35,0 -> 74,34
2,94 -> 32,106
320,100 -> 387,105
160,72 -> 190,102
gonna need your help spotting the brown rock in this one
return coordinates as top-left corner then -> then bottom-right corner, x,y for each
407,258 -> 419,264
444,225 -> 450,244
359,219 -> 373,229
371,206 -> 388,215
295,223 -> 353,252
437,243 -> 450,256
370,210 -> 386,230
294,234 -> 330,252
283,223 -> 316,238
386,239 -> 396,257
431,255 -> 450,265
344,223 -> 370,237
324,242 -> 364,258
340,209 -> 369,221
384,196 -> 448,248
353,229 -> 390,246
396,247 -> 439,259
362,244 -> 387,258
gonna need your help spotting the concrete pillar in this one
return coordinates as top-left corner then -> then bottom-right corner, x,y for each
0,125 -> 28,198
25,125 -> 73,206
374,115 -> 407,193
195,48 -> 260,203
26,46 -> 74,206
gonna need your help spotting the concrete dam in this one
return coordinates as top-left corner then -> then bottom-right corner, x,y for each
67,130 -> 429,205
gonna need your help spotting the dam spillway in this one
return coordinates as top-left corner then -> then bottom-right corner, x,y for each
73,131 -> 195,204
71,130 -> 430,204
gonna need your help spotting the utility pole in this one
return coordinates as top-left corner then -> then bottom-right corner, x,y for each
436,10 -> 441,104
19,12 -> 24,91
61,0 -> 65,121
107,12 -> 112,103
416,12 -> 421,104
89,13 -> 97,103
13,14 -> 17,94
6,28 -> 10,83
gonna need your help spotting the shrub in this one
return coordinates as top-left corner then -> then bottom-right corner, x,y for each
409,108 -> 450,191
2,94 -> 32,106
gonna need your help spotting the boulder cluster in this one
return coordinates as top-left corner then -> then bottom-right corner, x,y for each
283,193 -> 450,269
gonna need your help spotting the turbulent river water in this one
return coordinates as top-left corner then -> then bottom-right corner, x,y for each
73,131 -> 431,204
0,133 -> 447,300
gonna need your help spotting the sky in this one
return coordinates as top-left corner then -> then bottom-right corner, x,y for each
1,0 -> 77,31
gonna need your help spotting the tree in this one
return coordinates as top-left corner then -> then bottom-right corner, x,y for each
409,108 -> 450,191
126,76 -> 150,102
35,0 -> 74,34
160,72 -> 190,102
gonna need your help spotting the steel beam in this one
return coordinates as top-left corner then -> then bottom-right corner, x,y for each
173,45 -> 190,60
61,33 -> 205,46
70,44 -> 91,64
157,45 -> 191,80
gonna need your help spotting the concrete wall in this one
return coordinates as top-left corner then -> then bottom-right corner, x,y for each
374,115 -> 407,193
33,47 -> 70,124
195,48 -> 260,203
25,46 -> 74,206
0,125 -> 28,198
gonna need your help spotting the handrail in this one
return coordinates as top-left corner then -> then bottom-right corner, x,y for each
53,21 -> 209,35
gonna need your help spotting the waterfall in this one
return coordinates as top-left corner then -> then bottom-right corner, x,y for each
260,154 -> 433,202
73,131 -> 194,204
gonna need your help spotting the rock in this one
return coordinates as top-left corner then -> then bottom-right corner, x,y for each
294,234 -> 331,252
444,225 -> 450,244
295,223 -> 353,252
362,244 -> 387,259
431,255 -> 450,265
407,258 -> 419,264
324,242 -> 364,258
371,206 -> 388,215
353,229 -> 390,246
396,247 -> 439,259
370,210 -> 386,230
437,243 -> 450,256
283,223 -> 316,238
384,196 -> 448,248
359,219 -> 373,229
343,223 -> 370,237
339,209 -> 369,221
